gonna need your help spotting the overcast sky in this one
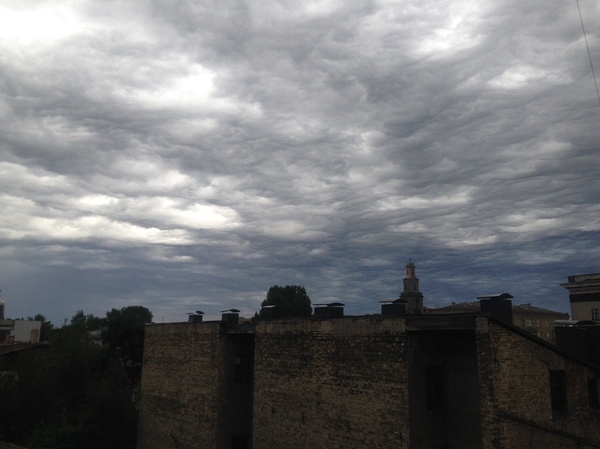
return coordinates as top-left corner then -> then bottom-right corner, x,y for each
1,0 -> 599,325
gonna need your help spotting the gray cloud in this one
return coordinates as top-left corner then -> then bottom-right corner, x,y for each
0,0 -> 598,324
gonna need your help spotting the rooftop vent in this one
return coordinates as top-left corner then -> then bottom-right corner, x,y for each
221,309 -> 240,324
313,302 -> 344,318
554,319 -> 599,327
187,310 -> 204,324
476,293 -> 514,300
260,304 -> 281,320
379,299 -> 407,316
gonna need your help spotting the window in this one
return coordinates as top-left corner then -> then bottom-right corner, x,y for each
536,320 -> 541,327
546,333 -> 551,339
549,370 -> 568,418
592,308 -> 599,321
589,379 -> 600,409
426,366 -> 445,410
545,321 -> 550,327
525,320 -> 532,327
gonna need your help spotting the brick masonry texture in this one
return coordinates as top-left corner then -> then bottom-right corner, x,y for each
476,317 -> 600,449
253,318 -> 409,449
138,315 -> 600,449
138,322 -> 224,449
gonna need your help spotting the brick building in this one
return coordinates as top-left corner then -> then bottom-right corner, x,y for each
138,310 -> 600,449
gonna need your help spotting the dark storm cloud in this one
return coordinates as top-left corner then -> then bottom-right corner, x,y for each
0,0 -> 598,324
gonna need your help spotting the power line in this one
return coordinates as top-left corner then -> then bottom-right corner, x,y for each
576,0 -> 600,105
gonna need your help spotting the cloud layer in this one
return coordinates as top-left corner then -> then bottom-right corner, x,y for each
1,0 -> 599,324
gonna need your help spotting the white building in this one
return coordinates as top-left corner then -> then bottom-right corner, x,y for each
561,273 -> 600,321
0,299 -> 42,345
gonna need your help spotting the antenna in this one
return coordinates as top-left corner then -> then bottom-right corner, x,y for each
576,0 -> 600,105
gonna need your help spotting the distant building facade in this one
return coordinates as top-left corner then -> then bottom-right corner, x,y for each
561,273 -> 600,322
512,303 -> 570,342
0,300 -> 42,346
428,301 -> 569,344
0,320 -> 41,346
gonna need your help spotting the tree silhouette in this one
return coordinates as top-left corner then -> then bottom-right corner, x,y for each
260,285 -> 312,318
102,305 -> 153,391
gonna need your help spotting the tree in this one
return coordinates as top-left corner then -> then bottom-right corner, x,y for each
260,285 -> 312,318
70,310 -> 106,331
0,307 -> 149,449
28,314 -> 53,341
0,320 -> 135,449
102,305 -> 153,390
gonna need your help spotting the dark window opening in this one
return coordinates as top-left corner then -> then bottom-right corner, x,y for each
588,379 -> 600,409
592,308 -> 599,321
426,366 -> 445,411
549,370 -> 568,418
231,435 -> 249,449
234,354 -> 251,383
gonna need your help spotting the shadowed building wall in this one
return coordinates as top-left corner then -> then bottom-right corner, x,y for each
138,315 -> 600,449
137,322 -> 254,449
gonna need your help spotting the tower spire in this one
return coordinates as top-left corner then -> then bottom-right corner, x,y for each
400,259 -> 423,314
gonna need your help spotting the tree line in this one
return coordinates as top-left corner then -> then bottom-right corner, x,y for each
0,306 -> 152,449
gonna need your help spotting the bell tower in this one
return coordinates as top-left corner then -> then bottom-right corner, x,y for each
403,259 -> 419,293
399,259 -> 424,314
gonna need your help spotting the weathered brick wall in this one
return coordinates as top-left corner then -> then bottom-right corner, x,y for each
137,322 -> 224,449
253,317 -> 409,449
138,315 -> 600,449
476,317 -> 600,449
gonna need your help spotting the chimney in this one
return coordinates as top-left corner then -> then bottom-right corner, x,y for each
380,300 -> 407,316
221,309 -> 240,324
314,302 -> 344,318
188,311 -> 204,324
260,305 -> 281,320
477,293 -> 514,324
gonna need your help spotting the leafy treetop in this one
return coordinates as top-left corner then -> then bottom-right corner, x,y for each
28,314 -> 53,342
102,305 -> 153,388
260,285 -> 312,318
70,310 -> 106,331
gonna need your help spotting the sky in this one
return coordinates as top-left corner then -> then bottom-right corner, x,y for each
0,0 -> 599,326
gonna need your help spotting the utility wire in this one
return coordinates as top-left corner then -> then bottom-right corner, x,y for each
576,0 -> 600,105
